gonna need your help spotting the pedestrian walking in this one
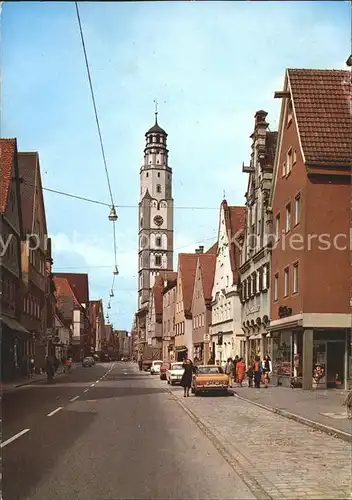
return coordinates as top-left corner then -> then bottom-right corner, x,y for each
29,355 -> 35,378
233,355 -> 239,383
224,358 -> 234,386
46,355 -> 55,383
180,358 -> 194,397
236,357 -> 246,387
246,365 -> 254,387
262,355 -> 272,388
253,355 -> 263,388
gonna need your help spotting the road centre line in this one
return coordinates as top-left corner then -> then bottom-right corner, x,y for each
70,396 -> 80,402
47,407 -> 63,417
0,429 -> 30,448
84,389 -> 89,393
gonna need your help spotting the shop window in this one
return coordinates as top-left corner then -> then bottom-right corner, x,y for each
272,331 -> 292,377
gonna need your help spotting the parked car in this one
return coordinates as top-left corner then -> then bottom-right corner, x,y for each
166,362 -> 184,385
191,365 -> 229,395
159,363 -> 169,380
142,359 -> 152,371
82,356 -> 95,368
150,360 -> 163,375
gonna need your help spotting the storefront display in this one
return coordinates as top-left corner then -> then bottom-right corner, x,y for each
272,331 -> 292,377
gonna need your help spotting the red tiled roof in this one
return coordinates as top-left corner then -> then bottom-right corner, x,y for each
53,277 -> 81,308
288,69 -> 351,166
153,271 -> 177,319
0,139 -> 16,214
178,253 -> 199,317
54,273 -> 89,305
206,242 -> 218,254
198,254 -> 216,301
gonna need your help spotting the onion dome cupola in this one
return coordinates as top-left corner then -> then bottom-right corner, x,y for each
145,107 -> 168,149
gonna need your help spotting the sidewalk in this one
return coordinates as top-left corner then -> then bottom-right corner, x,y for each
233,385 -> 352,442
1,365 -> 71,394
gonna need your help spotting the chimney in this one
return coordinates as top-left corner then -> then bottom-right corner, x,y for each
195,245 -> 204,254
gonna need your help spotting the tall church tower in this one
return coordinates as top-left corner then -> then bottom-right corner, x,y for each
138,111 -> 174,309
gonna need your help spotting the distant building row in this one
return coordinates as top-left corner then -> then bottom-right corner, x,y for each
134,68 -> 351,390
0,139 -> 129,380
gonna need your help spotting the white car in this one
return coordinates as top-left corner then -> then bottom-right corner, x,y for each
166,362 -> 184,385
150,360 -> 163,375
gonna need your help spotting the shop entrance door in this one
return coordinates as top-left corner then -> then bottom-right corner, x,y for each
326,341 -> 345,388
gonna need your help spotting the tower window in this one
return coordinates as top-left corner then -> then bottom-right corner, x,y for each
140,218 -> 143,228
146,172 -> 149,177
155,255 -> 162,266
156,184 -> 161,193
157,172 -> 160,177
156,134 -> 160,143
156,236 -> 161,247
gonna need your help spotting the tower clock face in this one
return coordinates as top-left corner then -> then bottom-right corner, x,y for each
154,215 -> 163,226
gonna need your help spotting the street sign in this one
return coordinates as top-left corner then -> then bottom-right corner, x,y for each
203,333 -> 210,343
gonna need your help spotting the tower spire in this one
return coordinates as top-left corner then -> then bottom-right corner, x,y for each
153,99 -> 158,124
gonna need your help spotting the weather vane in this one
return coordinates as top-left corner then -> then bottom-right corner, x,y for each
153,99 -> 158,118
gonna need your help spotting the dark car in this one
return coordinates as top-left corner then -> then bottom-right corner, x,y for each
82,356 -> 95,367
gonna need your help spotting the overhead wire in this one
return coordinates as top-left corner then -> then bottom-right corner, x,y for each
75,1 -> 114,208
75,1 -> 119,322
27,179 -> 219,210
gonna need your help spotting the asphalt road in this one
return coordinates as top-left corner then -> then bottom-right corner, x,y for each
1,362 -> 254,500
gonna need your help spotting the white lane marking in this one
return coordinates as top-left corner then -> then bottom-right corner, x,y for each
96,380 -> 100,383
70,396 -> 80,402
84,389 -> 89,393
0,429 -> 30,448
47,407 -> 63,417
91,383 -> 95,387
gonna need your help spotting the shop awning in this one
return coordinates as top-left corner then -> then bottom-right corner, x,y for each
1,315 -> 30,336
175,346 -> 187,351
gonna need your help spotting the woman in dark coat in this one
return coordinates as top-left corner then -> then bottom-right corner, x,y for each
180,359 -> 194,397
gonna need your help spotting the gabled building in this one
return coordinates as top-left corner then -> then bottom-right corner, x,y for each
18,151 -> 51,371
54,307 -> 71,360
0,139 -> 30,381
54,273 -> 91,357
269,69 -> 351,390
191,252 -> 216,364
239,110 -> 277,365
145,276 -> 163,359
210,201 -> 246,364
53,276 -> 85,360
174,247 -> 204,361
89,299 -> 105,355
162,271 -> 178,362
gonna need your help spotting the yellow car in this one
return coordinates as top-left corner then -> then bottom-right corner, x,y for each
191,365 -> 230,396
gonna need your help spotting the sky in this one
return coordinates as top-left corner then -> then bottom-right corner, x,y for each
1,1 -> 350,330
